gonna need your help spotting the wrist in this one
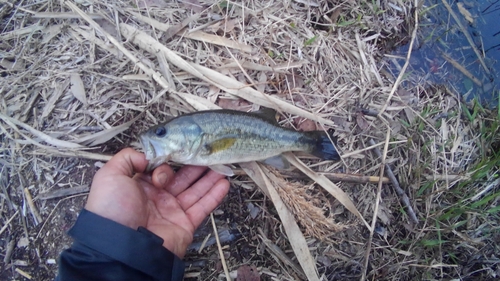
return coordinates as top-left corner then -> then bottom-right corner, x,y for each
148,226 -> 193,258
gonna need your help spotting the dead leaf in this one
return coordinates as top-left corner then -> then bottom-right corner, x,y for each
330,7 -> 342,23
183,30 -> 254,53
119,23 -> 335,126
207,85 -> 220,103
293,0 -> 319,7
95,19 -> 118,38
390,119 -> 402,135
457,3 -> 474,24
0,58 -> 25,71
295,117 -> 317,131
256,72 -> 267,93
222,19 -> 238,33
247,203 -> 260,219
138,0 -> 168,8
70,73 -> 87,105
356,112 -> 369,130
332,116 -> 351,131
440,119 -> 448,142
41,79 -> 71,120
240,162 -> 318,280
237,265 -> 260,281
403,107 -> 416,125
180,0 -> 205,13
74,116 -> 139,146
376,203 -> 393,225
317,255 -> 332,266
217,98 -> 252,111
42,24 -> 64,44
17,237 -> 30,248
286,72 -> 305,89
0,113 -> 83,148
445,96 -> 457,111
164,13 -> 201,41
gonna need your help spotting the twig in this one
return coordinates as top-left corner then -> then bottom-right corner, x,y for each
15,268 -> 32,279
0,210 -> 19,236
35,194 -> 88,240
163,13 -> 201,41
118,23 -> 335,126
65,1 -> 225,116
37,185 -> 90,200
232,169 -> 390,184
441,53 -> 483,86
368,139 -> 419,224
441,0 -> 490,74
317,172 -> 389,184
32,12 -> 103,19
0,113 -> 83,148
341,140 -> 407,158
36,148 -> 112,162
360,108 -> 379,117
64,1 -> 173,90
361,129 -> 391,281
3,238 -> 16,264
469,178 -> 500,202
378,1 -> 419,116
210,213 -> 231,281
257,228 -> 306,279
23,187 -> 42,225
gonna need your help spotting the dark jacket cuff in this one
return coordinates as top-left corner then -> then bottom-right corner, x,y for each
60,209 -> 184,281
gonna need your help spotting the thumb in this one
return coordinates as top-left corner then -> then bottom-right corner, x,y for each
97,148 -> 149,177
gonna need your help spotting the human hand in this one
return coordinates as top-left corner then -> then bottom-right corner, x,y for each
84,148 -> 230,258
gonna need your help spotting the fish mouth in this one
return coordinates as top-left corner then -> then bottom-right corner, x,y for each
140,136 -> 172,172
139,135 -> 156,160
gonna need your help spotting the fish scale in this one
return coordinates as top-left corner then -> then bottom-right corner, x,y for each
192,112 -> 308,165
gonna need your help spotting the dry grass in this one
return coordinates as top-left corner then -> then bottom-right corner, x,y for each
1,0 -> 499,280
268,167 -> 349,239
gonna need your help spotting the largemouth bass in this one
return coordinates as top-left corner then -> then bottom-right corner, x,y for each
139,108 -> 339,175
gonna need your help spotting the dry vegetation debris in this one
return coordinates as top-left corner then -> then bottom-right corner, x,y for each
1,0 -> 499,280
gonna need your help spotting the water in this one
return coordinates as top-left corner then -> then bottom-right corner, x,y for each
389,0 -> 500,104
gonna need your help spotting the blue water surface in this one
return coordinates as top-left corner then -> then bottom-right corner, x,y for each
390,0 -> 499,104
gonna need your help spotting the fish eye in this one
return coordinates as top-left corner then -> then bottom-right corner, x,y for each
154,127 -> 167,137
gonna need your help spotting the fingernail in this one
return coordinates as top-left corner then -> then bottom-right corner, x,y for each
157,172 -> 168,186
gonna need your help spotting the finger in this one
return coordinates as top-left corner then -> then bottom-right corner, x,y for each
185,178 -> 229,228
151,164 -> 175,189
177,170 -> 227,211
166,165 -> 207,196
97,148 -> 148,178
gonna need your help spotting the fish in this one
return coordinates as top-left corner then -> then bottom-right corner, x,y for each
139,108 -> 340,176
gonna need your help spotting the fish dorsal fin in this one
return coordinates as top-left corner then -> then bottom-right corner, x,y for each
206,137 -> 237,154
253,107 -> 279,125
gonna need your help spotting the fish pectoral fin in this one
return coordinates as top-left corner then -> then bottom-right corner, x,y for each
206,137 -> 237,154
209,164 -> 235,176
259,155 -> 290,169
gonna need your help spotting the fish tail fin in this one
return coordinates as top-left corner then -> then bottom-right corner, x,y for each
304,130 -> 340,161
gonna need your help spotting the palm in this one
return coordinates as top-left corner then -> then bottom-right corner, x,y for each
145,189 -> 195,257
85,149 -> 229,258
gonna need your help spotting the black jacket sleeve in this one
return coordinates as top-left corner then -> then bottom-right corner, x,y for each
55,209 -> 185,281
